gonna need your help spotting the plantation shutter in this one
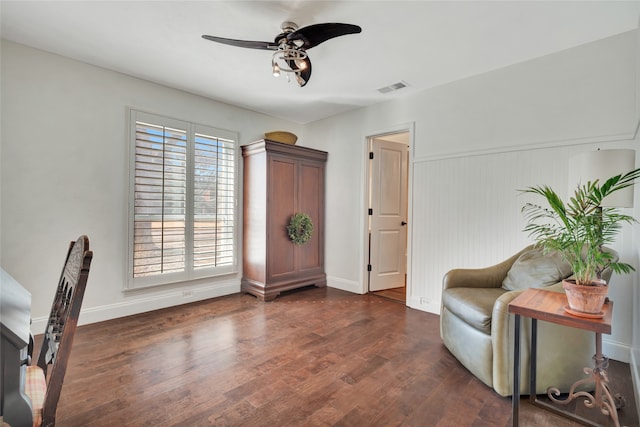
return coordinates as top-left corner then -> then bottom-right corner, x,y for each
193,129 -> 236,269
133,121 -> 187,277
128,110 -> 238,288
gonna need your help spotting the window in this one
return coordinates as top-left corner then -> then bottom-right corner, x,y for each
127,110 -> 238,288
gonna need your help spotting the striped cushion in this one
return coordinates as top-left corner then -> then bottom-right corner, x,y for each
24,365 -> 46,427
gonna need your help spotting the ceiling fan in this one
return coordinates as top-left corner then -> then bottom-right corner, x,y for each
202,21 -> 361,87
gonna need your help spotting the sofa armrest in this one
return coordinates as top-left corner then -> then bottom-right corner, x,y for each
442,246 -> 533,290
491,281 -> 563,338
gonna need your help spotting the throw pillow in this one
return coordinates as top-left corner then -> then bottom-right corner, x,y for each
502,248 -> 572,291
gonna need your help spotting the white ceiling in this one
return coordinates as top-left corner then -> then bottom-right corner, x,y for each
2,1 -> 640,124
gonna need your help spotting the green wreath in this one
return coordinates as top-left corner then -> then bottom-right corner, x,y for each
287,213 -> 314,245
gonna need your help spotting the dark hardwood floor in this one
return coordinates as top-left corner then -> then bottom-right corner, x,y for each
371,286 -> 406,304
42,286 -> 637,426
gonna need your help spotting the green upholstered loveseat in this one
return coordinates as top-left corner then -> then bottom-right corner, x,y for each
440,245 -> 617,397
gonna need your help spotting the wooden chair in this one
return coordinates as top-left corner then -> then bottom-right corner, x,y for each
24,236 -> 93,427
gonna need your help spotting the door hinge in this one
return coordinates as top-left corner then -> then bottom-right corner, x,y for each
368,208 -> 373,215
367,264 -> 372,272
369,152 -> 374,159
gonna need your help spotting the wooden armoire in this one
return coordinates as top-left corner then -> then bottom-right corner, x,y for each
241,139 -> 327,301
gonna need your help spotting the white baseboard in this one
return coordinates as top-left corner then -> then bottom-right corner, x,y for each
327,276 -> 364,294
31,279 -> 241,333
407,295 -> 440,315
602,338 -> 630,363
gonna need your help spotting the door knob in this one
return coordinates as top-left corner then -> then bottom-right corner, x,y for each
401,221 -> 407,226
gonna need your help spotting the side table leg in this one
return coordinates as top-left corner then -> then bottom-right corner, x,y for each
513,314 -> 520,427
547,332 -> 623,427
529,318 -> 537,400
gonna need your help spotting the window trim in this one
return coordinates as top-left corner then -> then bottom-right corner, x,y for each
126,108 -> 240,289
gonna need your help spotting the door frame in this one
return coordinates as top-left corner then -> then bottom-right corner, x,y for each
361,123 -> 415,302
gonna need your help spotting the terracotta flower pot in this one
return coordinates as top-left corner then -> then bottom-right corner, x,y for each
562,279 -> 608,318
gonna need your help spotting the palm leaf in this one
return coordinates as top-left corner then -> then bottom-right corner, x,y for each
519,167 -> 639,285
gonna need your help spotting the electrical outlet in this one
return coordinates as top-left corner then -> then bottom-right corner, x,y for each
420,297 -> 429,305
182,290 -> 194,298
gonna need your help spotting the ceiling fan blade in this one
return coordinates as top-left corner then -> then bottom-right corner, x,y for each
287,23 -> 361,49
287,57 -> 312,87
202,35 -> 278,51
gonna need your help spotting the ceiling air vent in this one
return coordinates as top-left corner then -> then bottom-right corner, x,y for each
377,81 -> 409,94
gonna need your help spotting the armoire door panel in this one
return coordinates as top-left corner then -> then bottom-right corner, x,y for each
298,162 -> 324,271
268,157 -> 296,278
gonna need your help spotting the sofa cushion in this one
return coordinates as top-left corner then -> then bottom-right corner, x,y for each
501,248 -> 572,291
442,287 -> 508,334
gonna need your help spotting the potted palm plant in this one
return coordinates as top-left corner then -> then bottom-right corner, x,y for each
521,168 -> 640,317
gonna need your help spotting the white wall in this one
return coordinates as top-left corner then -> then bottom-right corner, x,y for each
0,40 -> 302,329
306,30 -> 639,361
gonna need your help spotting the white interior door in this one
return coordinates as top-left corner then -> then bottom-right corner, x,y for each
368,136 -> 408,292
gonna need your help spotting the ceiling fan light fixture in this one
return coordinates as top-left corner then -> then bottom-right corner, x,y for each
295,59 -> 307,71
271,46 -> 308,85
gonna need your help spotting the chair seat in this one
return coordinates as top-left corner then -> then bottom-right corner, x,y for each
442,287 -> 507,334
25,365 -> 46,427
